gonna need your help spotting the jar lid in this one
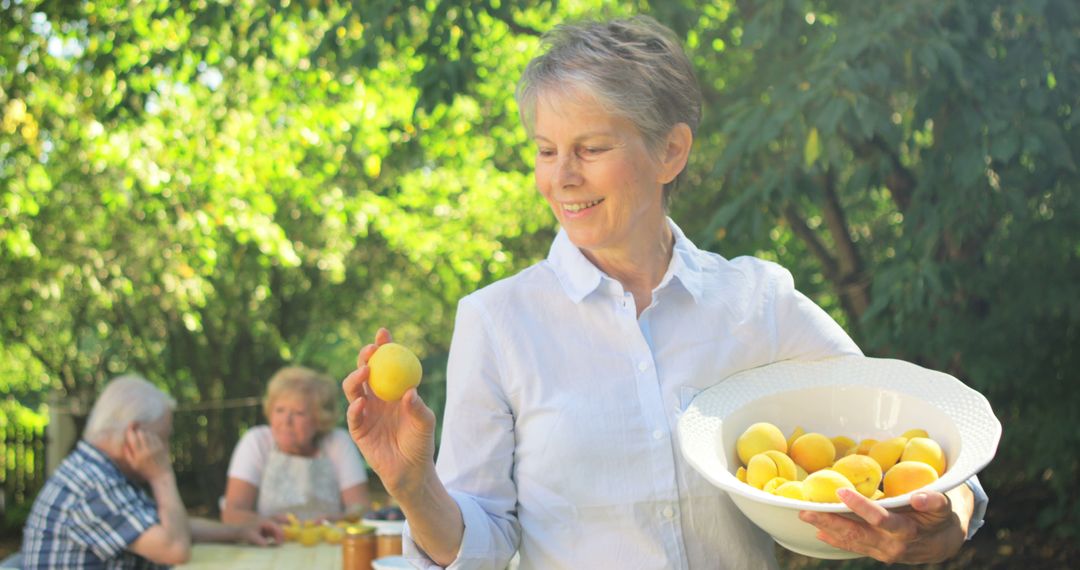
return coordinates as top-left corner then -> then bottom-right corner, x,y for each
345,525 -> 375,535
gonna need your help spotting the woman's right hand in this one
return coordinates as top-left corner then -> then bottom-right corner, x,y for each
343,327 -> 438,497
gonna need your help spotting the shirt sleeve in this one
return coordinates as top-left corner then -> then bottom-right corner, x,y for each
227,426 -> 272,486
766,261 -> 863,361
965,475 -> 989,539
69,481 -> 160,560
403,295 -> 520,569
323,428 -> 369,490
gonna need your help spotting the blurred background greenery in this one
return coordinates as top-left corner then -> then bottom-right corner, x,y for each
1,0 -> 1077,566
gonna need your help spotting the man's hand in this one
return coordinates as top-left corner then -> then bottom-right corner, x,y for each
123,426 -> 173,483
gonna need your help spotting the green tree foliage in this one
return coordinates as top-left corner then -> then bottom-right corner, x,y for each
675,0 -> 1080,536
2,0 -> 1078,541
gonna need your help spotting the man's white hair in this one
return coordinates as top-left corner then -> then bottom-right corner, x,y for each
83,374 -> 177,447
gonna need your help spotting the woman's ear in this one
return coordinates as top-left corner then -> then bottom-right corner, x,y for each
657,123 -> 693,185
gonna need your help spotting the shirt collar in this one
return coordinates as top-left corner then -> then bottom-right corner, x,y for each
76,439 -> 124,476
546,217 -> 707,304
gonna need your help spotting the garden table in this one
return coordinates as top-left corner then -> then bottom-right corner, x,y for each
176,542 -> 342,569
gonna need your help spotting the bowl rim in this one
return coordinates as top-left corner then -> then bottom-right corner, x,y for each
677,355 -> 1002,513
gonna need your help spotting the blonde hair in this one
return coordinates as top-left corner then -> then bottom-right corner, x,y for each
263,366 -> 338,436
83,375 -> 176,447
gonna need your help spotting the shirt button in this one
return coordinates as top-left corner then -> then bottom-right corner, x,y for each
662,506 -> 675,519
652,429 -> 663,440
637,361 -> 649,371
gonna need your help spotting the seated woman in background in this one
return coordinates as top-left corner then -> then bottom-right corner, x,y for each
223,366 -> 370,523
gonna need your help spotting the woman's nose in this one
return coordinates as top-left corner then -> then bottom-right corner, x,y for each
555,153 -> 583,188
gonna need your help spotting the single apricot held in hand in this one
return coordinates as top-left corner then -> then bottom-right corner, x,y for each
368,342 -> 423,401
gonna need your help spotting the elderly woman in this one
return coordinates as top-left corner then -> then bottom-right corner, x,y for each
224,366 -> 370,523
342,16 -> 987,569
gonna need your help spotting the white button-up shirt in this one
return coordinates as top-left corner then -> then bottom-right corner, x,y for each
404,220 -> 978,569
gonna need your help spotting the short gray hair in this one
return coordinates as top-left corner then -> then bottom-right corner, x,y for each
83,375 -> 176,447
516,16 -> 702,203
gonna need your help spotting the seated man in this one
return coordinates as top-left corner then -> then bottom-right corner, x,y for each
21,375 -> 283,569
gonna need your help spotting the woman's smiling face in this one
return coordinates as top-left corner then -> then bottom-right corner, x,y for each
531,91 -> 670,259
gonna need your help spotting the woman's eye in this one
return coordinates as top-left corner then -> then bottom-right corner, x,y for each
537,148 -> 555,158
579,147 -> 608,156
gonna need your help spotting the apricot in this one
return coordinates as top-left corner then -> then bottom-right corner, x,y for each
883,461 -> 939,497
762,450 -> 799,481
368,343 -> 423,401
735,466 -> 747,483
831,435 -> 856,457
762,476 -> 789,494
901,437 -> 947,476
789,433 -> 836,473
746,453 -> 779,489
736,422 -> 788,466
298,525 -> 322,546
868,437 -> 908,472
902,428 -> 930,440
283,524 -> 300,542
775,480 -> 806,500
787,425 -> 806,450
323,525 -> 344,544
803,469 -> 856,503
854,438 -> 879,455
831,454 -> 883,498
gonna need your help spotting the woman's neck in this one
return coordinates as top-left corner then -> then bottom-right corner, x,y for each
582,222 -> 675,315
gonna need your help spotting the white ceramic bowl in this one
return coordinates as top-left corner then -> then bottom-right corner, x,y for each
677,355 -> 1001,559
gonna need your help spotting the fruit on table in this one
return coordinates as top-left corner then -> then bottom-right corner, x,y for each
368,343 -> 423,401
298,525 -> 322,546
736,422 -> 788,465
789,433 -> 836,474
283,524 -> 300,541
323,524 -> 345,544
884,461 -> 940,497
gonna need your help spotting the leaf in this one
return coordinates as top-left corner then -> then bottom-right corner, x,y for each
804,127 -> 821,168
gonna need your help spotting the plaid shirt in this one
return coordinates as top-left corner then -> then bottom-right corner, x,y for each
21,440 -> 169,570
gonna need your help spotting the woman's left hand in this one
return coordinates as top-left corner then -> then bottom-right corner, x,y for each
799,487 -> 968,564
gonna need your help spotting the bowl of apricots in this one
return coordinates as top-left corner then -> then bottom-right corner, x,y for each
677,355 -> 1001,559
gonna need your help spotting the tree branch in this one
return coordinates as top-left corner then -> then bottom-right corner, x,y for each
782,203 -> 839,280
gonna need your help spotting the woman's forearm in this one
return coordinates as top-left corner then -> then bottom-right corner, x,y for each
220,507 -> 261,525
394,465 -> 465,566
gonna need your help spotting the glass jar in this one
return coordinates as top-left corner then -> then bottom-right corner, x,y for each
375,524 -> 404,558
342,525 -> 376,570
